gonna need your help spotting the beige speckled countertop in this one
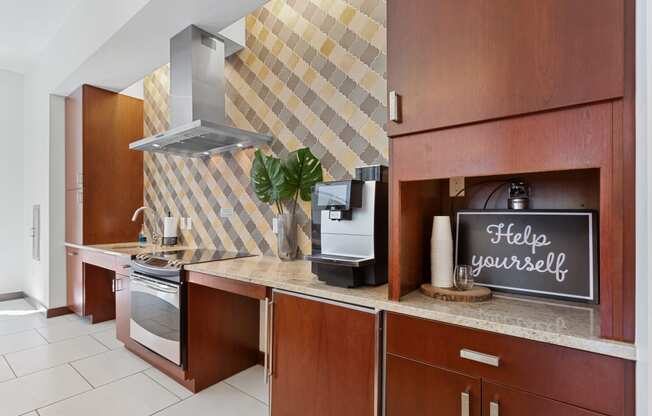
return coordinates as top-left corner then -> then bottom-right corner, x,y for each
185,256 -> 637,361
64,242 -> 191,257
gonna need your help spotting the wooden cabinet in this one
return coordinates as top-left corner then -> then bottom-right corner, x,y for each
386,354 -> 480,416
64,84 -> 144,245
270,291 -> 379,416
385,313 -> 635,416
387,0 -> 624,137
66,248 -> 83,316
114,274 -> 130,344
65,84 -> 143,315
482,382 -> 604,416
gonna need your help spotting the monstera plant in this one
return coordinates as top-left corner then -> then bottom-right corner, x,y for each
251,148 -> 323,260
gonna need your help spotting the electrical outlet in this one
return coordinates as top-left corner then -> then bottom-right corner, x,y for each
272,217 -> 279,234
450,176 -> 465,197
186,217 -> 192,230
220,207 -> 234,218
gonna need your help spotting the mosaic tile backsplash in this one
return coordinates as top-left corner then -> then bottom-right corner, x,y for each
143,0 -> 388,255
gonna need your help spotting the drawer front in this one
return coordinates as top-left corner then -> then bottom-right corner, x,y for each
482,381 -> 603,416
114,255 -> 132,276
81,250 -> 116,271
386,313 -> 630,416
386,354 -> 481,416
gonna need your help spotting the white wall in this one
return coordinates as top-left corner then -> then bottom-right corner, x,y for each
121,79 -> 144,100
0,69 -> 24,295
22,0 -> 152,307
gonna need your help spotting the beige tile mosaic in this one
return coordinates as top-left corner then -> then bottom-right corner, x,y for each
143,0 -> 388,255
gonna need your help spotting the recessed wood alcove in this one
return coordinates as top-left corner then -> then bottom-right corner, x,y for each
389,101 -> 635,342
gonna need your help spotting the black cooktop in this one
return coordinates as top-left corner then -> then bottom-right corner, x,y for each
148,249 -> 253,265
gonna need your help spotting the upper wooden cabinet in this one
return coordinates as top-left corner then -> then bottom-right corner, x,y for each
387,0 -> 625,137
65,85 -> 144,244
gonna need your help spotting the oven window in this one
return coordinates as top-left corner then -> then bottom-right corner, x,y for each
131,291 -> 180,342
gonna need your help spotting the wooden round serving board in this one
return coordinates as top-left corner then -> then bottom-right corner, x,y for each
420,283 -> 492,303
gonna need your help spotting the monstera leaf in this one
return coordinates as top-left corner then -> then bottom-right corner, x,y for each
251,150 -> 291,212
284,148 -> 323,212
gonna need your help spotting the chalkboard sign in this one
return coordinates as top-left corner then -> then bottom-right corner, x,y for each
455,210 -> 599,303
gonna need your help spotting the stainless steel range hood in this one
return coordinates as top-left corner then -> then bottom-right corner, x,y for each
130,25 -> 272,158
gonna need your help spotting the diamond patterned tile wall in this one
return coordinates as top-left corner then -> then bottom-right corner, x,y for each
143,0 -> 388,255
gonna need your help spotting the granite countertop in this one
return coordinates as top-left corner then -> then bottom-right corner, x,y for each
185,256 -> 637,361
64,242 -> 191,257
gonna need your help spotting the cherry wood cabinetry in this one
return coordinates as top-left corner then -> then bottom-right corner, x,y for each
386,354 -> 481,416
387,0 -> 636,343
65,84 -> 144,245
387,0 -> 624,137
482,382 -> 604,416
66,248 -> 83,315
114,259 -> 131,344
65,84 -> 143,316
270,291 -> 379,416
385,313 -> 635,416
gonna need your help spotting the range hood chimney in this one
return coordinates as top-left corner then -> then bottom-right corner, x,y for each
130,24 -> 272,158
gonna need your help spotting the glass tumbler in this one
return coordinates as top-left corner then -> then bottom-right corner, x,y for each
453,265 -> 474,291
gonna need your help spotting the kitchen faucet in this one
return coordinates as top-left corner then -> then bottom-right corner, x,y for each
131,206 -> 163,246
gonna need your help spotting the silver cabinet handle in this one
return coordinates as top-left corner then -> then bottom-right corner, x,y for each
67,252 -> 78,256
268,300 -> 275,378
111,279 -> 116,293
460,349 -> 500,367
461,391 -> 470,416
263,298 -> 269,384
490,401 -> 499,416
389,90 -> 401,123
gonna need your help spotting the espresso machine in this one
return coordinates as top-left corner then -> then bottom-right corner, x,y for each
305,165 -> 388,288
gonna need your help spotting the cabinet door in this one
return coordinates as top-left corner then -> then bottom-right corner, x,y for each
482,382 -> 604,416
271,291 -> 378,416
115,275 -> 130,344
65,189 -> 83,244
65,86 -> 83,190
66,248 -> 83,316
386,354 -> 481,416
387,0 -> 624,137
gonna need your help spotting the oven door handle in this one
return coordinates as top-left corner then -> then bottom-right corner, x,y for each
130,273 -> 180,294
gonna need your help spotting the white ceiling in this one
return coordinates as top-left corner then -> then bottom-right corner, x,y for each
0,0 -> 83,73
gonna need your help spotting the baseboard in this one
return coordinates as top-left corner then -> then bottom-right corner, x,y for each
46,306 -> 72,318
22,293 -> 44,311
0,291 -> 24,302
23,293 -> 72,318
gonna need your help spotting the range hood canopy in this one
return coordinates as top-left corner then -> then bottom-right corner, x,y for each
130,24 -> 272,158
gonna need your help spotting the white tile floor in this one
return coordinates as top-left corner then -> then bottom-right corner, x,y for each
0,298 -> 268,416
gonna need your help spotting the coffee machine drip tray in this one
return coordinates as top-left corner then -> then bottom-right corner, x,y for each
305,253 -> 375,268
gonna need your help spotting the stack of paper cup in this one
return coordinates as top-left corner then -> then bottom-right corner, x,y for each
431,216 -> 454,288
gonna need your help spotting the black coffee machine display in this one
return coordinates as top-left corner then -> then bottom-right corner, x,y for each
305,165 -> 388,288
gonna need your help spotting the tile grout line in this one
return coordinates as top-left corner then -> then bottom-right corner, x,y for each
0,330 -> 50,356
34,367 -> 160,414
68,362 -> 96,389
5,338 -> 110,379
223,380 -> 269,406
2,354 -> 17,379
141,369 -> 189,402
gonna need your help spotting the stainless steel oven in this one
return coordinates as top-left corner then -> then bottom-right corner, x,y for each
128,249 -> 254,367
129,271 -> 182,365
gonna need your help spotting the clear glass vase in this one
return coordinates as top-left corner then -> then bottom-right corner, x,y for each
276,213 -> 298,261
